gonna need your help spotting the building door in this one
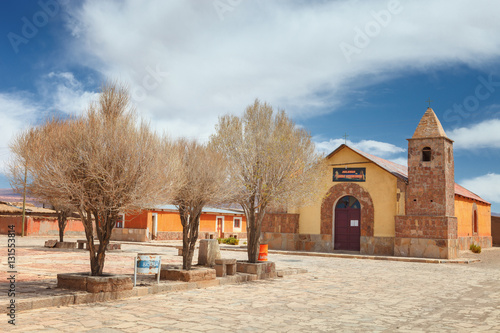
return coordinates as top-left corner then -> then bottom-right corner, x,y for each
334,196 -> 361,251
217,217 -> 223,238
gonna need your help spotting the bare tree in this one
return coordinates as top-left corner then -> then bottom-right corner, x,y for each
9,83 -> 178,275
9,120 -> 76,242
210,100 -> 326,263
171,139 -> 232,270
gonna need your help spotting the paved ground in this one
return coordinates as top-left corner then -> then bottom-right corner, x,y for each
2,236 -> 500,332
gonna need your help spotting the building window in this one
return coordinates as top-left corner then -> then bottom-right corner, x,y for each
116,213 -> 125,228
473,210 -> 478,234
233,217 -> 242,230
422,147 -> 432,162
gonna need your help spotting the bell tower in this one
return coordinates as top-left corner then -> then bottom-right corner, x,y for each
394,108 -> 458,259
406,107 -> 455,216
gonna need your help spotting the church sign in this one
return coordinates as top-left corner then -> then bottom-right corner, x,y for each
333,168 -> 366,182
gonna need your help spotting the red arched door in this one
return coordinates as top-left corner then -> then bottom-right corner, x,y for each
334,196 -> 361,251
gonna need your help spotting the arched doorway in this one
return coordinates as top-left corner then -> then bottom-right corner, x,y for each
334,196 -> 361,251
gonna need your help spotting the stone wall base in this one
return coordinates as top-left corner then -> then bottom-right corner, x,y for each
263,233 -> 395,255
111,228 -> 149,242
394,237 -> 458,259
458,236 -> 492,251
360,236 -> 394,256
262,232 -> 332,252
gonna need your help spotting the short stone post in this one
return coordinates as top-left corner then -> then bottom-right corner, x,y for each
198,239 -> 221,266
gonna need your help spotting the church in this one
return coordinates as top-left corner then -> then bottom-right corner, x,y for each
262,107 -> 492,259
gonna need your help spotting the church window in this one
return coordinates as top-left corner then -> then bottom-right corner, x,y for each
473,209 -> 478,234
336,196 -> 360,209
422,147 -> 431,161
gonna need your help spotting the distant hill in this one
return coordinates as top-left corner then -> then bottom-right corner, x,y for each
492,212 -> 500,218
0,188 -> 43,207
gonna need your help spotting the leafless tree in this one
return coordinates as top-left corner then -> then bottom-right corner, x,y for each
211,100 -> 326,263
9,120 -> 76,242
171,139 -> 232,270
9,83 -> 178,275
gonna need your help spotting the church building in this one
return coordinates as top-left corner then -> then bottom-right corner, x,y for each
262,108 -> 492,259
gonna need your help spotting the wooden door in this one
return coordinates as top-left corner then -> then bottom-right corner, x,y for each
217,218 -> 223,238
334,196 -> 361,251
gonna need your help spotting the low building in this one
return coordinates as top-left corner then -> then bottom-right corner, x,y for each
0,201 -> 85,237
262,107 -> 492,259
111,205 -> 247,242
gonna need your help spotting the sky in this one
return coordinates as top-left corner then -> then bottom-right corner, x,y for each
0,0 -> 499,212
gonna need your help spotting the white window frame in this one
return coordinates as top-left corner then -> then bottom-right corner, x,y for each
116,213 -> 125,228
233,217 -> 242,232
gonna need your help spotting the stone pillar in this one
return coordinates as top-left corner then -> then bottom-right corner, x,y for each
198,239 -> 221,266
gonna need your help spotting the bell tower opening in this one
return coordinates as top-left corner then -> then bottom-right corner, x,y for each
422,147 -> 431,162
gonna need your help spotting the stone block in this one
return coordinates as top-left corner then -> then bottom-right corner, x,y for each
236,261 -> 277,279
215,264 -> 226,277
198,239 -> 221,266
44,240 -> 58,248
55,241 -> 77,249
160,265 -> 216,282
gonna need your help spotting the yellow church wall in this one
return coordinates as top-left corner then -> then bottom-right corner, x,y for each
455,196 -> 491,237
298,147 -> 398,237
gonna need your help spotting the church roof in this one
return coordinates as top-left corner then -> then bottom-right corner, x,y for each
412,108 -> 449,139
327,144 -> 490,205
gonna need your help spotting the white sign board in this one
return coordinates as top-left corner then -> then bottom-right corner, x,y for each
350,220 -> 359,227
134,253 -> 161,287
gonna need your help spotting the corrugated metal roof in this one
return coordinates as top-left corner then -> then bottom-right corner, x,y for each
153,204 -> 244,215
328,144 -> 490,205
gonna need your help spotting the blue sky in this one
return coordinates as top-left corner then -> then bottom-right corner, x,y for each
1,0 -> 500,212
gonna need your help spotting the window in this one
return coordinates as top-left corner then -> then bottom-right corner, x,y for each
233,217 -> 242,230
473,210 -> 478,234
422,147 -> 431,162
336,196 -> 360,209
116,213 -> 125,228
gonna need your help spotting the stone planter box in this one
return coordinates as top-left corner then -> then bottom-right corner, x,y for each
57,273 -> 133,293
159,265 -> 216,282
236,261 -> 277,279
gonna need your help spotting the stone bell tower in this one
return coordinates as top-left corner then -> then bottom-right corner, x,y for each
394,108 -> 458,259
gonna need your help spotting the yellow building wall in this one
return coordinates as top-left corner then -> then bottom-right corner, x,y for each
455,196 -> 491,237
298,147 -> 398,237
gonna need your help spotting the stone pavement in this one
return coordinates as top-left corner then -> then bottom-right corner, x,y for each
2,236 -> 500,332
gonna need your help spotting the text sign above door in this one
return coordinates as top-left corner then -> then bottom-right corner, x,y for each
333,168 -> 366,182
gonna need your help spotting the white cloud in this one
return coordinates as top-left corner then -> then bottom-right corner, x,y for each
448,119 -> 500,149
0,74 -> 99,176
388,157 -> 408,166
59,0 -> 500,138
460,173 -> 500,206
315,138 -> 405,158
0,93 -> 42,173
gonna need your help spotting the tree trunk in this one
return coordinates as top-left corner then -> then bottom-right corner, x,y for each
245,204 -> 266,263
181,207 -> 201,270
56,209 -> 68,243
80,209 -> 114,276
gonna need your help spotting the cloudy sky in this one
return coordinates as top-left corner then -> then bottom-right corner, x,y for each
1,0 -> 500,212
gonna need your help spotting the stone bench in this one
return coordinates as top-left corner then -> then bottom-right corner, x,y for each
77,240 -> 121,251
215,258 -> 237,277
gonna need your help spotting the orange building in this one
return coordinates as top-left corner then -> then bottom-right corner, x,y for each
0,201 -> 85,237
111,205 -> 247,242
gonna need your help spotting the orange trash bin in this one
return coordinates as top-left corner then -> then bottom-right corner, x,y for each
258,244 -> 268,261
